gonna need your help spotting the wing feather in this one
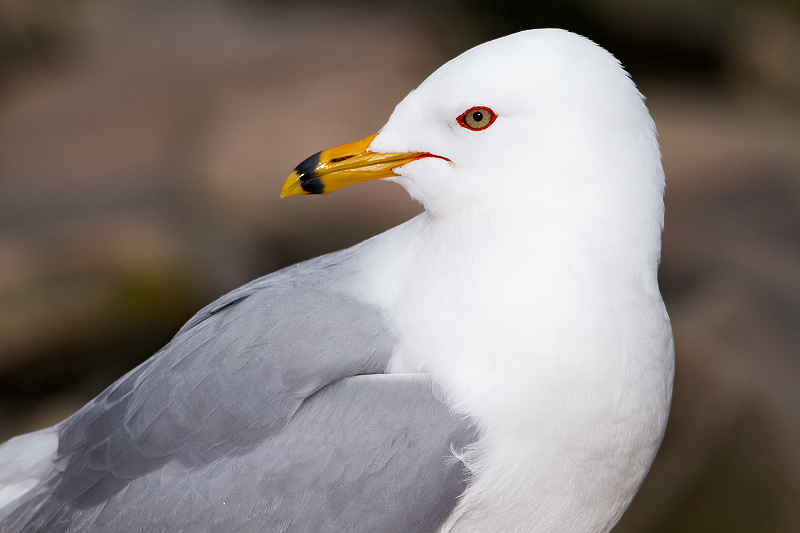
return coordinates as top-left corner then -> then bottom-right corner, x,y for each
1,255 -> 477,532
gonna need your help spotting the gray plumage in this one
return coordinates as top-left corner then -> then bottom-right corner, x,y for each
1,252 -> 477,532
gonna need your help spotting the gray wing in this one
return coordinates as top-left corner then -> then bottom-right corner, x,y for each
3,253 -> 477,532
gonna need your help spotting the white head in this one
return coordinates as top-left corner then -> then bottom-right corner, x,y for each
372,29 -> 664,255
283,29 -> 665,285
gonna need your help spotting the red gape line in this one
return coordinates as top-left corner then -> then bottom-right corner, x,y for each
457,106 -> 497,131
413,153 -> 452,163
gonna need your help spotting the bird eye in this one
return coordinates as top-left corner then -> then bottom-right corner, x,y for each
457,107 -> 496,131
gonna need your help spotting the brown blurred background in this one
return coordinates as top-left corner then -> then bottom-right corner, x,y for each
1,0 -> 799,531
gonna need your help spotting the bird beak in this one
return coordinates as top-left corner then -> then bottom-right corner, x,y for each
280,133 -> 423,197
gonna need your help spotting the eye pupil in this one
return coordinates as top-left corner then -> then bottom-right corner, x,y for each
473,111 -> 483,122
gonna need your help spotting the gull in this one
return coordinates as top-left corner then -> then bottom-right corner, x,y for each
0,29 -> 673,533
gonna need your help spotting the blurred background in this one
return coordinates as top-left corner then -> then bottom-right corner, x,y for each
1,0 -> 799,530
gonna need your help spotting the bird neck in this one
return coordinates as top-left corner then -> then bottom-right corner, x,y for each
350,208 -> 666,411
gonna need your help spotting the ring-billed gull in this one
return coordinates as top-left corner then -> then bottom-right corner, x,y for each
0,29 -> 673,533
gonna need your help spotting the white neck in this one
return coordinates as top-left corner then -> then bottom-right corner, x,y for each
346,205 -> 673,532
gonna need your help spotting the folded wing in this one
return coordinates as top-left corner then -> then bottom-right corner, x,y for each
1,254 -> 477,533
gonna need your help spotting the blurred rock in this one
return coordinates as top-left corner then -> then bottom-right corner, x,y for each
727,4 -> 800,103
0,0 -> 84,87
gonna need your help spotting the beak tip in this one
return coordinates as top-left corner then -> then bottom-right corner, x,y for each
280,171 -> 305,197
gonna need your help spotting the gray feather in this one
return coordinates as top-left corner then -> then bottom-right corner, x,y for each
2,252 -> 477,532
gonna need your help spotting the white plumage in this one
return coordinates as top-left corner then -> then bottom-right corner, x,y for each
358,29 -> 673,532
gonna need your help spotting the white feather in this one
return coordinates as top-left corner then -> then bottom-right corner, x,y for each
346,29 -> 674,533
0,427 -> 59,520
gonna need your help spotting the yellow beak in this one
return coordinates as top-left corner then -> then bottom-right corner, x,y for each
280,134 -> 424,197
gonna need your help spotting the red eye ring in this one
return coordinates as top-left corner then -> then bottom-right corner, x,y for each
457,106 -> 497,131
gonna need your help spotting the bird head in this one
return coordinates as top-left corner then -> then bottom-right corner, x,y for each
282,29 -> 663,227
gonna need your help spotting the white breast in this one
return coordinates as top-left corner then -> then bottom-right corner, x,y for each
349,211 -> 674,533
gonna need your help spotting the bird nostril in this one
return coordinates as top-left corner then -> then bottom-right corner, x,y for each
330,155 -> 355,163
